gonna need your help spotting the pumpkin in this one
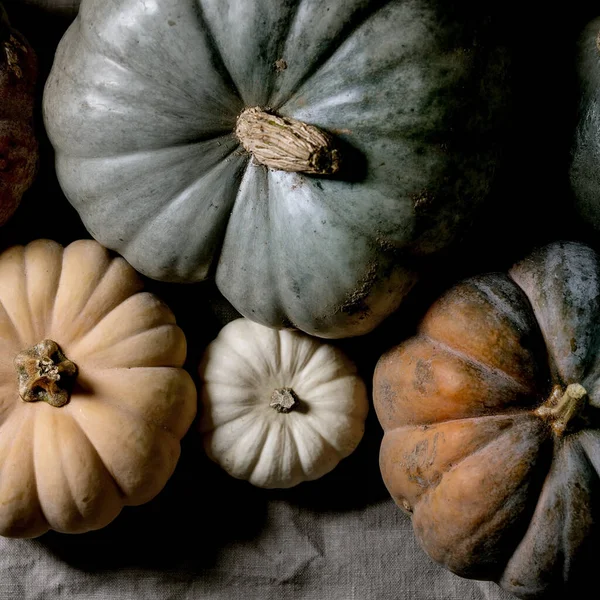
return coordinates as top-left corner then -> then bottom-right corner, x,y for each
0,239 -> 196,538
42,0 -> 511,338
0,3 -> 37,225
373,241 -> 600,599
570,17 -> 600,228
199,318 -> 368,488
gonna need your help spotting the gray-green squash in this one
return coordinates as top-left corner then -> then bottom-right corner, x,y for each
571,16 -> 600,228
43,0 -> 511,338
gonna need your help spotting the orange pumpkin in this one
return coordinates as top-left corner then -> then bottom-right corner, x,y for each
373,241 -> 600,599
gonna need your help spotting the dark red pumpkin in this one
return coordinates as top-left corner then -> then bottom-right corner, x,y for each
0,4 -> 37,225
373,241 -> 600,599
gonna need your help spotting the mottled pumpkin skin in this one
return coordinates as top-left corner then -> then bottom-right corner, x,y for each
0,4 -> 37,225
570,17 -> 600,228
373,241 -> 600,599
43,0 -> 511,338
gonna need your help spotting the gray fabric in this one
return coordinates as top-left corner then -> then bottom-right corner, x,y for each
0,1 -> 513,598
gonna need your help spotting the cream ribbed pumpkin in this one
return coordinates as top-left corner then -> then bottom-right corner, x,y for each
199,318 -> 368,488
0,239 -> 196,538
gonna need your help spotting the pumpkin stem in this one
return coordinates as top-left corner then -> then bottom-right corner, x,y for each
14,339 -> 78,408
235,107 -> 341,175
535,383 -> 588,436
270,387 -> 299,413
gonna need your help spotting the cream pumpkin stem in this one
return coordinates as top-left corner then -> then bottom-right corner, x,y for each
235,107 -> 341,175
270,387 -> 299,413
14,339 -> 78,408
535,383 -> 588,436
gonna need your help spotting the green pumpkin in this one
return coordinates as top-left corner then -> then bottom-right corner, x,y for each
570,17 -> 600,228
43,0 -> 511,338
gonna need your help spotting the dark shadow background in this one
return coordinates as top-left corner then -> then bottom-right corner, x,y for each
0,1 -> 599,595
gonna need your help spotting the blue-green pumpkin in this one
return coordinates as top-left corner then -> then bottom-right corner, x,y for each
571,17 -> 600,228
43,0 -> 511,337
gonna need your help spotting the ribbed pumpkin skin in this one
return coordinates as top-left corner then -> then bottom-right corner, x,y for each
42,0 -> 511,338
571,17 -> 600,228
0,4 -> 37,225
373,241 -> 600,599
199,318 -> 368,488
0,239 -> 196,538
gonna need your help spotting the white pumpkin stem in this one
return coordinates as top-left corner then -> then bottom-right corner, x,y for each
14,339 -> 78,408
270,387 -> 299,413
235,107 -> 341,175
535,383 -> 588,436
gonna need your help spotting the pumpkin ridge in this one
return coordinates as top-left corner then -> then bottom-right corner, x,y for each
0,383 -> 16,423
118,140 -> 243,269
48,241 -> 114,337
202,337 -> 267,386
419,333 -> 539,399
208,408 -> 268,454
263,167 -> 287,322
66,403 -> 127,501
577,429 -> 600,478
300,409 -> 360,456
64,291 -> 177,359
508,242 -> 600,386
469,277 -> 536,336
20,247 -> 36,344
285,419 -> 308,480
69,397 -> 178,505
77,13 -> 234,123
0,295 -> 23,348
299,375 -> 365,408
200,378 -> 257,397
64,134 -> 239,161
249,420 -> 292,487
77,366 -> 196,433
262,0 -> 303,107
293,344 -> 338,381
70,383 -> 183,443
227,415 -> 272,480
272,0 -> 396,110
0,410 -> 44,537
383,414 -> 544,506
564,435 -> 600,579
24,240 -> 63,341
50,254 -> 115,342
191,0 -> 243,105
292,413 -> 336,454
412,419 -> 551,579
69,322 -> 177,363
497,438 -> 586,596
54,412 -> 95,526
385,409 -> 543,436
199,392 -> 255,431
0,246 -> 30,346
280,330 -> 321,378
31,409 -> 52,534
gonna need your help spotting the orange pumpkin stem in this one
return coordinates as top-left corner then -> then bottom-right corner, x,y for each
270,387 -> 299,413
14,339 -> 78,408
534,383 -> 588,436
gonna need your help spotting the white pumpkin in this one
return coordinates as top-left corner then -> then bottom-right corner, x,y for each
199,319 -> 368,489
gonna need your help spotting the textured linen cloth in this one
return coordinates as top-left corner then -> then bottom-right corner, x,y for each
0,1 -> 515,598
